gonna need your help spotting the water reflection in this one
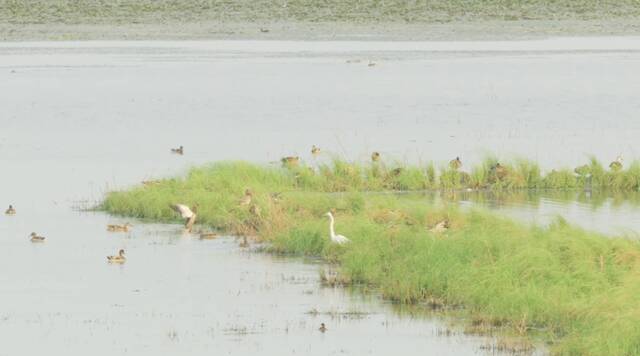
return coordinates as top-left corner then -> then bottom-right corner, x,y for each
410,189 -> 640,235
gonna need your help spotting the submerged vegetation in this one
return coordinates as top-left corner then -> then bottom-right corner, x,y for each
103,159 -> 640,355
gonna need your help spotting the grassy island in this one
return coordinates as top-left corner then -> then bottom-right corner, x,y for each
103,159 -> 640,355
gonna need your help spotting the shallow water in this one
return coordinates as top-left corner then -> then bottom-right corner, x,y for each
413,190 -> 640,236
2,38 -> 640,355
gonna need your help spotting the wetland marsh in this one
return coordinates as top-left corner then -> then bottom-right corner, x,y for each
3,39 -> 640,355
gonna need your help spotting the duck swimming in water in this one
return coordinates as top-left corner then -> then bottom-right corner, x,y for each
29,232 -> 45,242
171,146 -> 184,155
4,205 -> 16,215
107,249 -> 126,264
107,223 -> 132,232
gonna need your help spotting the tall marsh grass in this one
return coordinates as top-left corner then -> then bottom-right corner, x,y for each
102,160 -> 640,355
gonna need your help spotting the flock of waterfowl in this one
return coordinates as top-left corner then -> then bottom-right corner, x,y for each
5,203 -> 128,262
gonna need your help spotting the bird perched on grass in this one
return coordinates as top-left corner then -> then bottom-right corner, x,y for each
29,232 -> 45,242
490,163 -> 508,180
371,152 -> 381,162
4,205 -> 16,215
107,249 -> 126,264
326,212 -> 350,244
449,157 -> 462,170
239,189 -> 252,206
609,155 -> 624,172
574,164 -> 591,176
311,145 -> 321,157
171,204 -> 197,232
171,146 -> 184,155
281,156 -> 300,167
429,220 -> 450,234
249,204 -> 261,217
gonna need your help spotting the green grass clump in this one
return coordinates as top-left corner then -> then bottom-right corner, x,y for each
102,159 -> 640,355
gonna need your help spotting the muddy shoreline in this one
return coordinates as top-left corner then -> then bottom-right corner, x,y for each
2,19 -> 640,41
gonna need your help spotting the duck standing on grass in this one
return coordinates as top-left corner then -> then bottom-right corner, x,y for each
171,146 -> 184,155
610,155 -> 624,172
491,163 -> 508,180
171,204 -> 197,232
429,220 -> 450,234
311,145 -> 321,157
5,205 -> 16,215
281,156 -> 300,167
371,152 -> 381,162
449,157 -> 462,170
239,189 -> 252,206
29,232 -> 45,242
326,212 -> 350,244
107,249 -> 126,264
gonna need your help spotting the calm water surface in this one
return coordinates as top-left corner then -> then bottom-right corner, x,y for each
2,38 -> 640,355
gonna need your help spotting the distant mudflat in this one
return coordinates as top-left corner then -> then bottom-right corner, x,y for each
1,0 -> 640,41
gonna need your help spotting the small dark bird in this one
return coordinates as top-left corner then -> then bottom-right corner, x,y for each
319,323 -> 327,333
260,28 -> 270,33
171,146 -> 184,155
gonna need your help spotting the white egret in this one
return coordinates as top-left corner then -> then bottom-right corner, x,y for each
326,212 -> 350,244
171,204 -> 197,232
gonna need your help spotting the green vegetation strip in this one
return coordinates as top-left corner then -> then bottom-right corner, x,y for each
103,161 -> 640,355
2,0 -> 640,24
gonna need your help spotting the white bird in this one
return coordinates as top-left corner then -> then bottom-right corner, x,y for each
326,212 -> 350,245
171,204 -> 197,232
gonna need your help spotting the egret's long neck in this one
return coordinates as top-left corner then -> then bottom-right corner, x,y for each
328,215 -> 336,238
